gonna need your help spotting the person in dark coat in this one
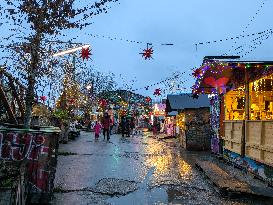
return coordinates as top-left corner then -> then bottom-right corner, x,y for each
101,113 -> 111,141
130,117 -> 135,136
125,117 -> 131,137
120,116 -> 126,137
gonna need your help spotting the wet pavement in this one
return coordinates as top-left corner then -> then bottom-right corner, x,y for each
51,131 -> 271,205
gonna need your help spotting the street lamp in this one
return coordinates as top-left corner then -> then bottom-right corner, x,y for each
52,44 -> 90,57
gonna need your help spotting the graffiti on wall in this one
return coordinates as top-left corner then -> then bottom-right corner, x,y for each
0,131 -> 51,192
224,149 -> 273,182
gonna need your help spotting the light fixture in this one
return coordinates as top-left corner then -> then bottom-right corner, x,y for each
53,44 -> 90,57
86,85 -> 92,90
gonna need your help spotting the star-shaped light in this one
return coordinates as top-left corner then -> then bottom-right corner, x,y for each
153,88 -> 161,96
145,97 -> 151,103
81,47 -> 92,60
193,69 -> 201,78
140,44 -> 154,60
40,96 -> 47,103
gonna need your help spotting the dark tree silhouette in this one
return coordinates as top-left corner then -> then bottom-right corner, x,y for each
0,0 -> 119,128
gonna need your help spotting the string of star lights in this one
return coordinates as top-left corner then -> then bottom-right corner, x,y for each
191,61 -> 273,95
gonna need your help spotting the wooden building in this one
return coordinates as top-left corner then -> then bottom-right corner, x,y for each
192,59 -> 273,184
166,94 -> 210,151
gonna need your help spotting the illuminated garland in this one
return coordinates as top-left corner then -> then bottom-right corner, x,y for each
192,60 -> 273,94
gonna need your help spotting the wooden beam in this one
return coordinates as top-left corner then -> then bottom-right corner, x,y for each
0,84 -> 18,124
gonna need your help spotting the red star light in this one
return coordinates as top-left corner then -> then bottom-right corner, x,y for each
193,69 -> 201,78
140,44 -> 154,60
145,97 -> 151,103
40,96 -> 47,102
153,88 -> 161,96
81,47 -> 92,60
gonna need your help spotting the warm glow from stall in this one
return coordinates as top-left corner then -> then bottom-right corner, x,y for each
224,73 -> 273,121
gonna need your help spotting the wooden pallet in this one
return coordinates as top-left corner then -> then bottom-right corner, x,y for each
195,160 -> 273,198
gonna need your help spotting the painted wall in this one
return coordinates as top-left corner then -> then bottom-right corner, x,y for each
224,149 -> 273,184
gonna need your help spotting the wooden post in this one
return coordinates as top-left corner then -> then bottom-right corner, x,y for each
245,69 -> 250,121
243,67 -> 250,157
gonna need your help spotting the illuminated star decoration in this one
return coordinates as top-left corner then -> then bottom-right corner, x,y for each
193,68 -> 201,78
99,99 -> 107,107
145,97 -> 151,103
81,47 -> 92,60
140,43 -> 154,60
40,96 -> 47,103
153,88 -> 161,96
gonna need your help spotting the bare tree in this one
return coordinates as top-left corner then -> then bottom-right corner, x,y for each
0,0 -> 119,128
75,66 -> 117,104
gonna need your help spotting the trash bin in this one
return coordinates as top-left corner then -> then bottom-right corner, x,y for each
0,126 -> 61,204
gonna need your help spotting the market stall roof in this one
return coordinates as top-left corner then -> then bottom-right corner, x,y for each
166,94 -> 210,112
192,60 -> 273,94
166,111 -> 178,116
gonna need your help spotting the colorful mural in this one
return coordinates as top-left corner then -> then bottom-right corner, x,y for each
209,95 -> 221,154
224,149 -> 273,183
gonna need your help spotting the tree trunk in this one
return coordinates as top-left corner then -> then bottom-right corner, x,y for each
24,34 -> 41,129
24,74 -> 35,128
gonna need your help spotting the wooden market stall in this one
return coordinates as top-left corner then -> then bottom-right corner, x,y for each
166,94 -> 210,150
192,59 -> 273,183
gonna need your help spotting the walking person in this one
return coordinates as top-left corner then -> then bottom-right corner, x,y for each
152,119 -> 158,138
109,116 -> 114,135
130,117 -> 136,136
120,116 -> 126,137
101,113 -> 111,141
94,121 -> 102,141
125,117 -> 131,137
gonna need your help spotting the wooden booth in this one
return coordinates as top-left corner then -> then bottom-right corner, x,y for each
192,60 -> 273,183
166,94 -> 210,151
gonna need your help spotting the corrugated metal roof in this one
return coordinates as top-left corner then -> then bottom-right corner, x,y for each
167,94 -> 210,110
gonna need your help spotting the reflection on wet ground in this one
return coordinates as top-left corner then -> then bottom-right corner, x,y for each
51,132 -> 269,205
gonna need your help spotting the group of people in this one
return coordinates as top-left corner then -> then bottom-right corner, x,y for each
120,116 -> 135,137
93,114 -> 137,141
93,112 -> 113,141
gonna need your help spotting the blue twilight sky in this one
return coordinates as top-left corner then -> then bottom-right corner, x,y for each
1,0 -> 273,98
71,0 -> 273,97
